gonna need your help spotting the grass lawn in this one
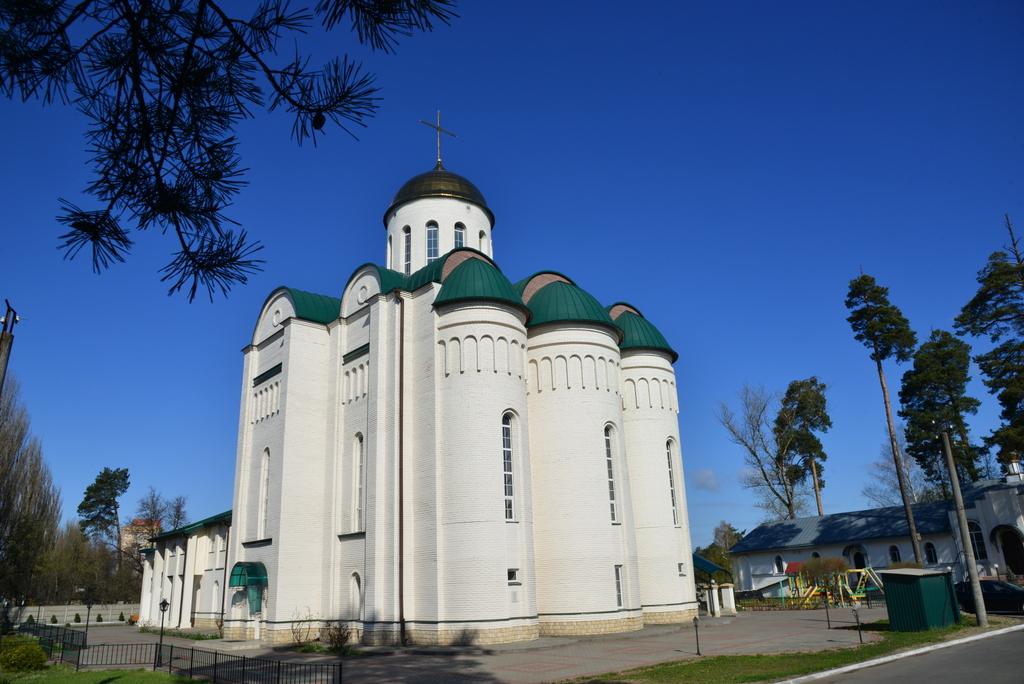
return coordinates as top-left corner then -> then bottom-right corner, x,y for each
580,617 -> 1007,683
0,666 -> 189,683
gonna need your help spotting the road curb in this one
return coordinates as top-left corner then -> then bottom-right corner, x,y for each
778,622 -> 1024,683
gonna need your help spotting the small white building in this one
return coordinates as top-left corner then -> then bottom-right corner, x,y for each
729,474 -> 1024,596
140,511 -> 231,630
140,159 -> 698,645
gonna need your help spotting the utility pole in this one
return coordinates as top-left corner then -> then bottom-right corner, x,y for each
0,300 -> 19,395
942,429 -> 987,626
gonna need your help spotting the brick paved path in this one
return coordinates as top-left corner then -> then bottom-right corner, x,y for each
78,606 -> 889,683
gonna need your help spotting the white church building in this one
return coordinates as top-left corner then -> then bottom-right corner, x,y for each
139,159 -> 697,645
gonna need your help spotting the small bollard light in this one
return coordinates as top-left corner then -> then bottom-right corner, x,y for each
693,615 -> 701,656
852,606 -> 863,644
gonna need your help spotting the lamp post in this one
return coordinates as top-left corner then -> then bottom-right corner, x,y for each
84,603 -> 92,645
692,615 -> 701,656
941,429 -> 988,627
154,599 -> 169,670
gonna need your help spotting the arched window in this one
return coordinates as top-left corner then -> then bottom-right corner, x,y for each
213,580 -> 221,615
387,235 -> 393,269
889,545 -> 901,563
454,222 -> 466,249
605,426 -> 618,522
774,556 -> 784,574
258,448 -> 271,539
665,440 -> 679,525
502,413 -> 515,520
478,229 -> 487,254
925,542 -> 938,564
426,221 -> 439,263
968,521 -> 988,560
811,552 -> 821,559
353,434 -> 365,530
402,226 -> 411,275
350,573 -> 362,621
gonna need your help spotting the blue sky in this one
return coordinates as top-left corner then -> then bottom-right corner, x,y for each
1,1 -> 1021,547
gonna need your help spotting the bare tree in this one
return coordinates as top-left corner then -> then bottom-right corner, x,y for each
719,385 -> 809,520
167,496 -> 189,530
862,431 -> 943,507
135,486 -> 168,528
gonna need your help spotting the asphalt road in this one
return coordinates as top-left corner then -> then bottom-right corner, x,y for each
818,628 -> 1024,683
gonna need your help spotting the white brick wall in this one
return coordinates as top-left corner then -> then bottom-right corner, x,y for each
620,350 -> 698,617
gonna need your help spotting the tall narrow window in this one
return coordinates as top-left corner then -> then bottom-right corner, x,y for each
925,542 -> 938,564
614,565 -> 623,608
479,230 -> 487,253
354,434 -> 365,530
402,226 -> 411,275
666,440 -> 679,525
258,448 -> 270,539
968,521 -> 988,560
387,235 -> 393,269
454,222 -> 466,249
889,545 -> 901,563
426,221 -> 439,263
502,413 -> 515,521
605,426 -> 617,522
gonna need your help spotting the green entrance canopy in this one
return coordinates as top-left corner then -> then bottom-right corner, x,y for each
228,562 -> 268,588
693,553 -> 728,576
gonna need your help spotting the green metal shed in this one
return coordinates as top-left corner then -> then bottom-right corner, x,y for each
878,568 -> 960,631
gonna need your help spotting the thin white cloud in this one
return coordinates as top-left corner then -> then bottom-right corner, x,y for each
692,468 -> 720,492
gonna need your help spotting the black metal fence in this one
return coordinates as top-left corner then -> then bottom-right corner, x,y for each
13,622 -> 86,665
81,643 -> 340,683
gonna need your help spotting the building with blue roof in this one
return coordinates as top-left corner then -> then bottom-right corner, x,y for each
729,475 -> 1024,596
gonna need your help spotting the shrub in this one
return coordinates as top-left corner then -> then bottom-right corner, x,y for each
118,612 -> 125,622
24,615 -> 34,625
73,614 -> 81,623
321,623 -> 351,652
49,616 -> 57,624
96,614 -> 103,623
0,642 -> 47,671
800,556 -> 849,581
0,635 -> 35,652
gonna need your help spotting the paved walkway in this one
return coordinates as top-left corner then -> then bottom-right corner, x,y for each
79,607 -> 889,682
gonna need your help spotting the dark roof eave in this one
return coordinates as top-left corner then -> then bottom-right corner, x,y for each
526,319 -> 624,343
433,296 -> 531,321
620,345 -> 678,363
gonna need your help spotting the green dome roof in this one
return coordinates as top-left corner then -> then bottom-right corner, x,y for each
612,308 -> 677,362
434,257 -> 527,313
283,288 -> 340,324
384,163 -> 493,225
526,280 -> 619,334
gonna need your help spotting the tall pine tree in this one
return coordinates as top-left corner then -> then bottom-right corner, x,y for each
77,467 -> 130,565
898,330 -> 981,491
775,377 -> 832,517
955,215 -> 1024,464
846,274 -> 922,562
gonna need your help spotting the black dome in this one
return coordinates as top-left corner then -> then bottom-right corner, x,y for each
384,163 -> 494,226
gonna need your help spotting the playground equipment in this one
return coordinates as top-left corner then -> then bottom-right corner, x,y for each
785,563 -> 885,607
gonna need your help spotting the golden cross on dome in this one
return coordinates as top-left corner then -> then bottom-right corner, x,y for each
419,110 -> 456,168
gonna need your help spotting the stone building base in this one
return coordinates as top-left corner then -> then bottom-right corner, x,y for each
538,614 -> 644,637
641,605 -> 699,624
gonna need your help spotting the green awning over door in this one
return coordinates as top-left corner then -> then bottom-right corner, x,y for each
228,562 -> 268,588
